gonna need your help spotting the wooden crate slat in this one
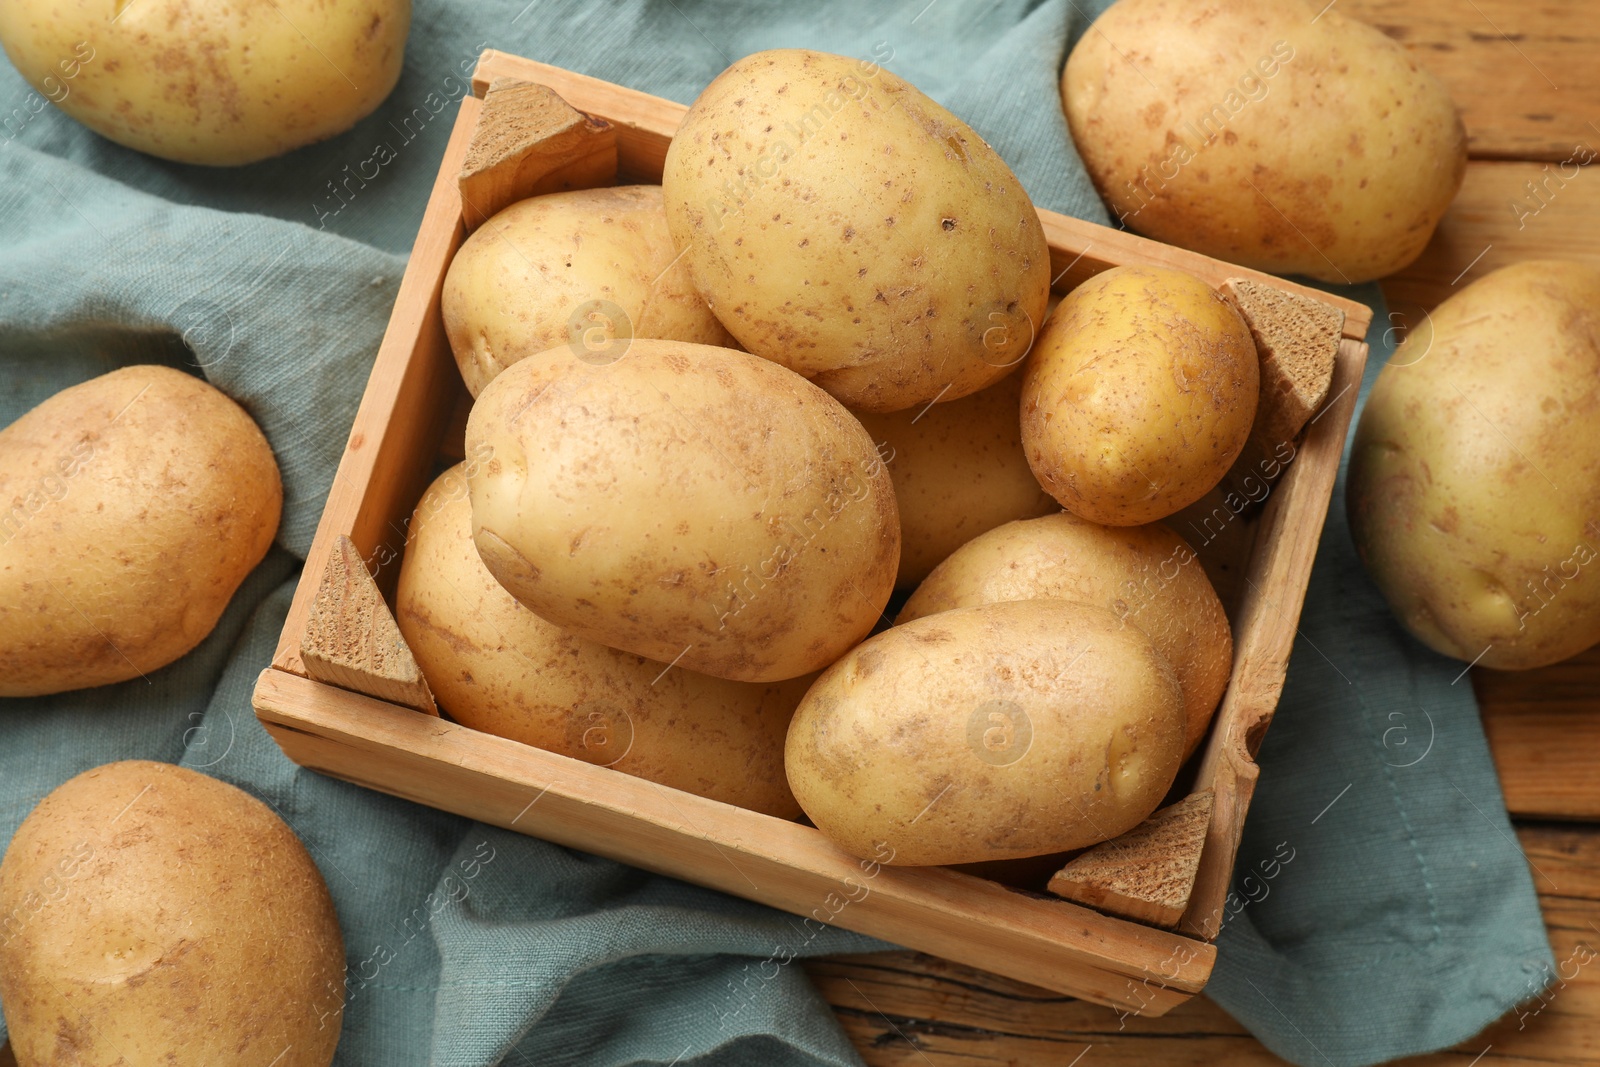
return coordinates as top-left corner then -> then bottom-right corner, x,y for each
1180,333 -> 1368,938
271,94 -> 481,677
255,668 -> 1212,1013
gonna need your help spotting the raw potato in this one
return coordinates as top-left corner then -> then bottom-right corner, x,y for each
397,466 -> 806,817
662,48 -> 1050,413
899,512 -> 1232,758
854,371 -> 1057,589
786,599 -> 1185,865
1021,266 -> 1258,525
1063,0 -> 1465,283
466,339 -> 899,683
0,365 -> 281,697
0,0 -> 408,166
1348,260 -> 1600,669
0,761 -> 344,1066
442,187 -> 735,397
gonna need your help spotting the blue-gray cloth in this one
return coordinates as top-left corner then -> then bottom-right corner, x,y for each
0,2 -> 1553,1064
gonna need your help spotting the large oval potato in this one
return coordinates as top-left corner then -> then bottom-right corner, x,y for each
0,365 -> 281,697
397,466 -> 805,817
0,0 -> 408,165
0,761 -> 343,1065
466,339 -> 899,683
853,371 -> 1057,589
899,512 -> 1231,757
442,187 -> 735,397
1348,260 -> 1600,669
662,49 -> 1050,413
1021,266 -> 1258,525
1064,0 -> 1465,283
786,599 -> 1185,866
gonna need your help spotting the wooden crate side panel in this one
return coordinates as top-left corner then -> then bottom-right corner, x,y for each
1180,335 -> 1369,937
254,668 -> 1212,1013
467,52 -> 1373,338
1036,214 -> 1371,339
271,96 -> 481,675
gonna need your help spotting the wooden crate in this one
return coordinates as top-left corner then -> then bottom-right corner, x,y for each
251,50 -> 1371,1016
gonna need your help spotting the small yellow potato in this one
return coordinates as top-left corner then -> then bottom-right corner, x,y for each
397,466 -> 806,817
442,187 -> 735,397
0,761 -> 344,1066
0,0 -> 409,165
1063,0 -> 1465,283
1348,260 -> 1600,669
853,371 -> 1057,589
466,339 -> 899,683
786,599 -> 1185,866
1021,266 -> 1258,525
0,365 -> 281,697
899,512 -> 1232,758
662,49 -> 1050,413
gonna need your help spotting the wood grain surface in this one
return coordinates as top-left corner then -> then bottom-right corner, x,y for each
1341,0 -> 1598,162
1381,161 -> 1600,317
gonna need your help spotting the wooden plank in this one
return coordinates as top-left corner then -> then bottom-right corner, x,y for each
253,668 -> 1213,1013
1036,215 -> 1371,341
1343,0 -> 1600,162
1180,334 -> 1367,940
1220,278 -> 1342,463
1477,646 -> 1600,821
1382,159 -> 1600,317
269,97 -> 477,677
812,823 -> 1600,1065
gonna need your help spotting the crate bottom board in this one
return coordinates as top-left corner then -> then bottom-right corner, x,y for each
254,667 -> 1214,1016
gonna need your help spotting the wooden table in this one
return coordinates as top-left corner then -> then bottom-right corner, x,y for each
813,2 -> 1600,1064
